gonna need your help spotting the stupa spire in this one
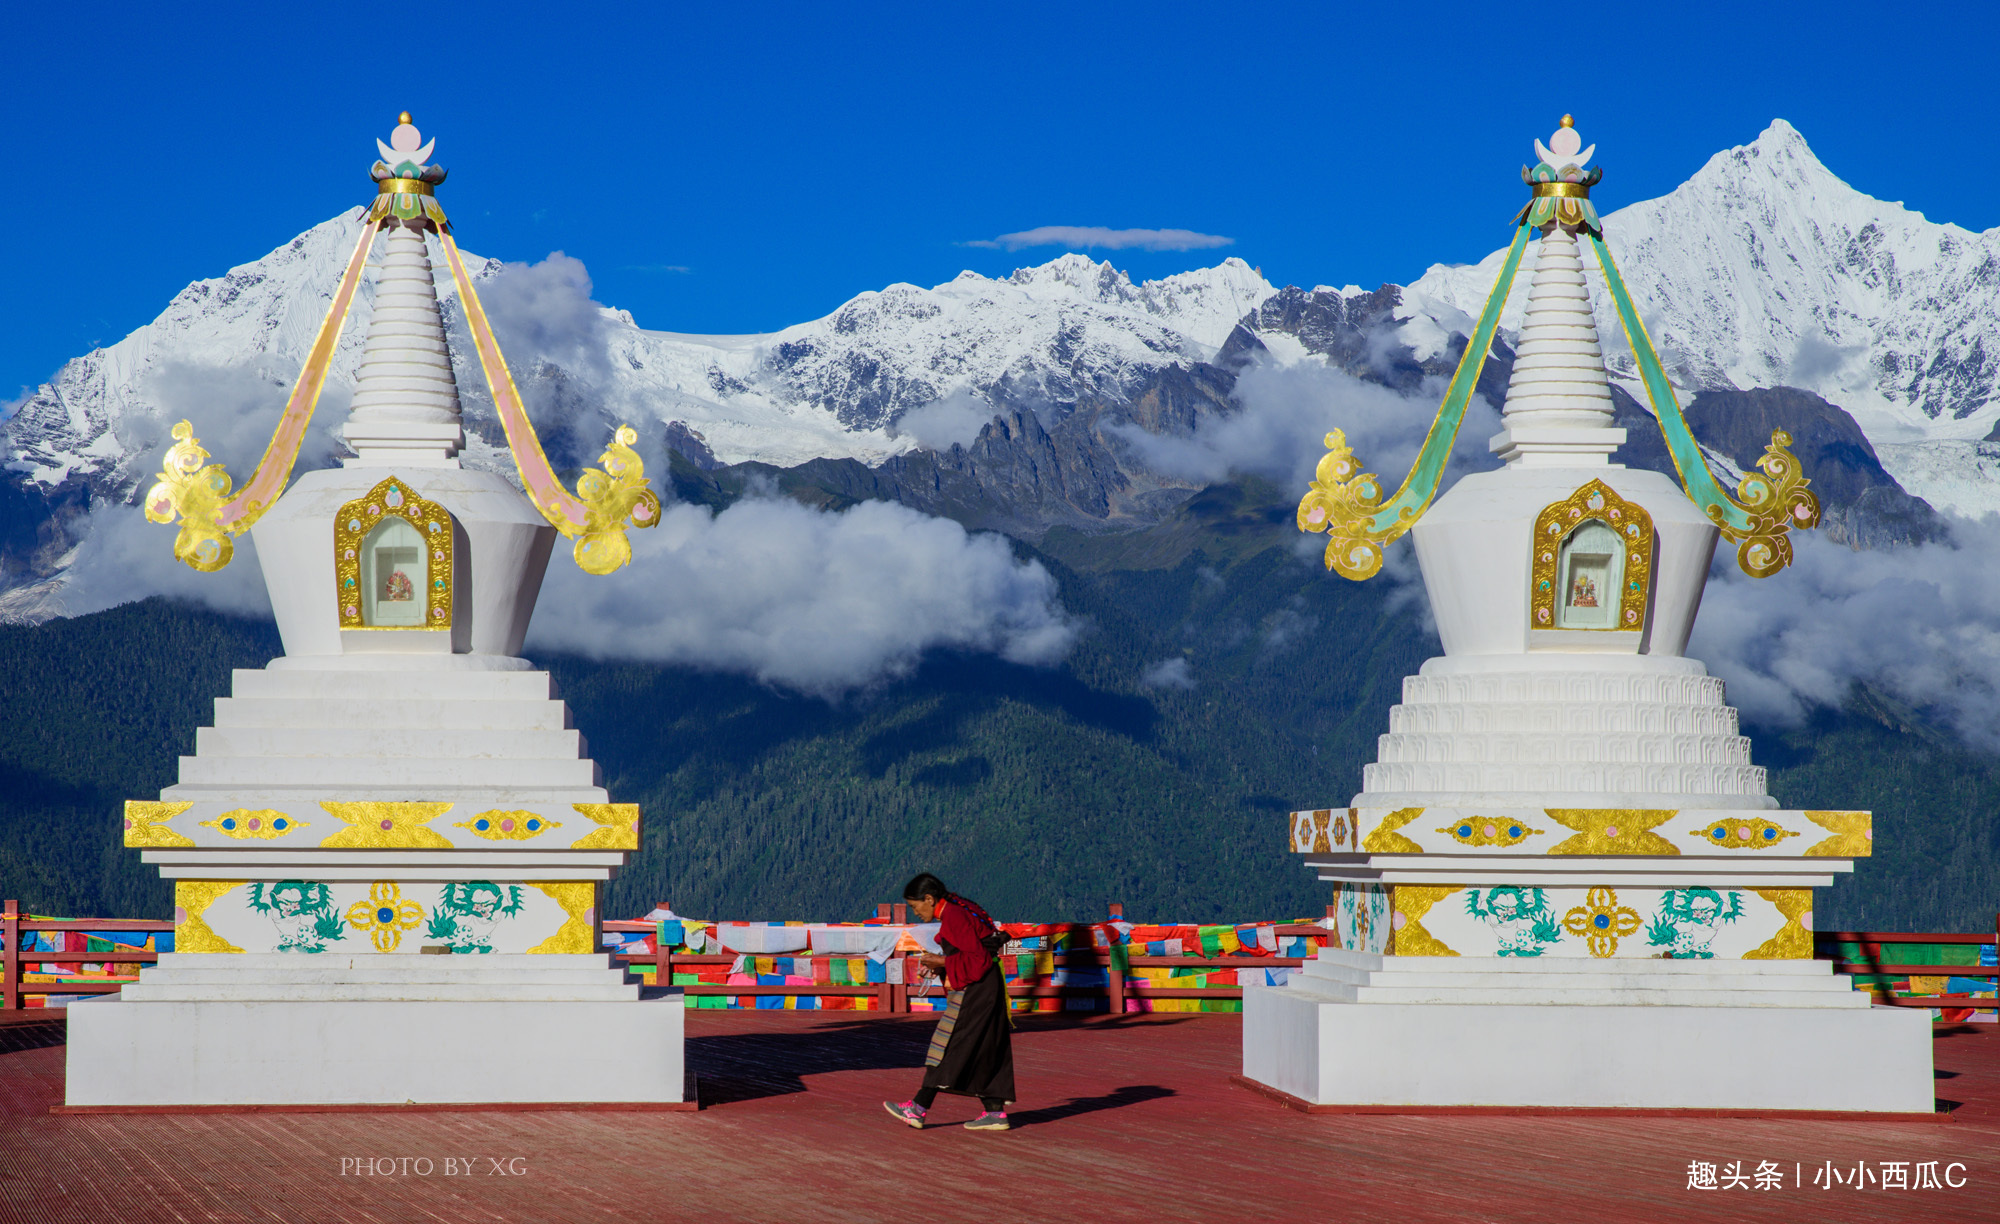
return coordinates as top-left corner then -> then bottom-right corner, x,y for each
345,113 -> 462,465
1491,118 -> 1621,466
144,112 -> 662,576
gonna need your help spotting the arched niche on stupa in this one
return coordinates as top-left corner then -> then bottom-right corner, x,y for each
1528,479 -> 1654,652
334,476 -> 455,647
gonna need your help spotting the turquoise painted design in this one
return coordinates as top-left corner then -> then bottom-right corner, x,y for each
244,881 -> 346,953
424,881 -> 527,953
1464,887 -> 1562,957
1644,888 -> 1745,959
1362,223 -> 1534,536
1588,233 -> 1752,535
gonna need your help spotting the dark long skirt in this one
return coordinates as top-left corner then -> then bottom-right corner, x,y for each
919,963 -> 1015,1104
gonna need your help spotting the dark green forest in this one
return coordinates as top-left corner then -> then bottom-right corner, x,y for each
1,478 -> 1994,930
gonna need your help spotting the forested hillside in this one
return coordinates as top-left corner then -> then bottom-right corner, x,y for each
1,477 -> 1993,930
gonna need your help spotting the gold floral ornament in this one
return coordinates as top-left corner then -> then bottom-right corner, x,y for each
1719,430 -> 1823,578
1563,886 -> 1642,957
125,800 -> 196,848
1802,809 -> 1872,858
457,810 -> 561,841
1688,817 -> 1799,850
435,223 -> 661,577
199,809 -> 307,840
569,803 -> 641,850
1439,817 -> 1543,848
332,476 -> 454,629
1529,480 -> 1655,632
1360,807 -> 1425,853
318,801 -> 454,849
1390,886 -> 1460,956
145,206 -> 379,572
143,422 -> 241,572
570,426 -> 663,575
1297,430 -> 1406,580
346,881 -> 425,952
175,881 -> 247,953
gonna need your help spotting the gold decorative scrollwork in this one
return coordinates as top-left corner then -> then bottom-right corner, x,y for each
332,476 -> 454,630
174,881 -> 247,953
569,803 -> 641,850
1529,479 -> 1655,632
143,422 -> 242,573
1744,888 -> 1814,959
1360,807 -> 1425,853
125,800 -> 196,848
527,883 -> 597,953
1713,430 -> 1822,578
1390,886 -> 1460,956
1296,430 -> 1408,580
570,426 -> 663,575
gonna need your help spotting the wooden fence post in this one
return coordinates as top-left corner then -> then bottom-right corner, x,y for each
2,901 -> 18,1013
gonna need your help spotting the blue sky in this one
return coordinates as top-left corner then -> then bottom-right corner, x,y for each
5,1 -> 1995,399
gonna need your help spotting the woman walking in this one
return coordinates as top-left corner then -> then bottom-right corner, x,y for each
882,873 -> 1015,1131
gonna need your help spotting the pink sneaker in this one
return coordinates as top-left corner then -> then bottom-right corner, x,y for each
964,1111 -> 1010,1131
882,1099 -> 926,1128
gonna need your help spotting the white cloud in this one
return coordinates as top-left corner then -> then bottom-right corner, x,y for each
892,388 -> 995,452
528,494 -> 1075,696
40,248 -> 1076,696
966,226 -> 1234,253
1691,517 -> 2000,752
1108,351 -> 1500,500
1139,657 -> 1196,690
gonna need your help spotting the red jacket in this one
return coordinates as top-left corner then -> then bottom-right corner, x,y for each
936,898 -> 996,991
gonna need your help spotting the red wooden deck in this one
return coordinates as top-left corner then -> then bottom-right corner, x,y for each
0,1011 -> 1995,1222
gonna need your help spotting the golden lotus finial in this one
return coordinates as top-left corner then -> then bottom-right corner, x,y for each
398,110 -> 413,125
1560,114 -> 1574,128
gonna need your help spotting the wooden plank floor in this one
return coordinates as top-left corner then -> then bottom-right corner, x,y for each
0,1010 -> 1994,1222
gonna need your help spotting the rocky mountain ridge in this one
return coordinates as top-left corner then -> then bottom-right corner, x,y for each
0,120 -> 1983,617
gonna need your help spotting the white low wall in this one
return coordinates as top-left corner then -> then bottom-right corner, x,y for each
1242,984 -> 1934,1112
65,995 -> 685,1106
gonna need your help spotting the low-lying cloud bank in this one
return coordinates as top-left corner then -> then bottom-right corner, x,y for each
1111,355 -> 1502,495
530,495 -> 1073,695
1691,520 -> 2000,751
1125,344 -> 2000,753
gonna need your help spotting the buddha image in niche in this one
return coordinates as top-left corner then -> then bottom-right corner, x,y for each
382,569 -> 415,601
1568,573 -> 1598,608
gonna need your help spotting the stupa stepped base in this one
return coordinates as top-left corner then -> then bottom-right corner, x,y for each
162,664 -> 606,803
1362,655 -> 1774,804
117,953 -> 637,1002
1242,959 -> 1933,1112
67,951 -> 681,1106
1295,948 -> 1866,1007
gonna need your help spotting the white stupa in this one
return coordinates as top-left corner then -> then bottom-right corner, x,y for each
66,116 -> 682,1108
1242,119 -> 1932,1113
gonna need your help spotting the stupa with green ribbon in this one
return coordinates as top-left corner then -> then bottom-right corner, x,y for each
1242,117 -> 1931,1113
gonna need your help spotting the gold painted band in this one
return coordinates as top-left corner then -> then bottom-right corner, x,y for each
377,178 -> 435,196
1532,182 -> 1591,198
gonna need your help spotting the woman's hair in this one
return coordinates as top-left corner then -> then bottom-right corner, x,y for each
902,872 -> 948,902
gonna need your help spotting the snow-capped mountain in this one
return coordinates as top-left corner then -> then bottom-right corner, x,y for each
3,117 -> 1996,621
1402,120 -> 2000,515
2,219 -> 1276,495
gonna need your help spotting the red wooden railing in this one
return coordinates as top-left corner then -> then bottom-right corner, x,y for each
11,897 -> 1992,1019
1816,919 -> 2000,1014
606,901 -> 1333,1013
0,900 -> 173,1016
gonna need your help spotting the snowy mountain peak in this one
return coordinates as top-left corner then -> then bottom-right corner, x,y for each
1405,119 -> 2000,448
